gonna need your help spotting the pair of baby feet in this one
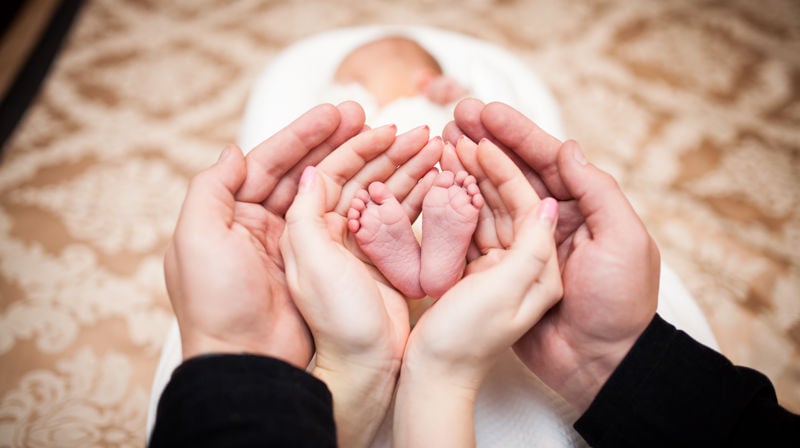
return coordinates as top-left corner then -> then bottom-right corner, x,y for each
348,170 -> 484,299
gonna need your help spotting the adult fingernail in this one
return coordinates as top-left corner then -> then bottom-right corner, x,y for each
537,197 -> 558,227
299,166 -> 316,192
571,141 -> 588,166
218,145 -> 232,162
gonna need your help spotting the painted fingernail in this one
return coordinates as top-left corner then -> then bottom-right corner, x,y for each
571,141 -> 588,166
537,197 -> 558,226
299,166 -> 316,192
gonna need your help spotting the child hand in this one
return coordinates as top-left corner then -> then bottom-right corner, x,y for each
280,124 -> 442,448
394,137 -> 562,447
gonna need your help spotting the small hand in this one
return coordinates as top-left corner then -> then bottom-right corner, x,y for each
394,138 -> 561,448
407,137 -> 562,384
281,125 -> 442,447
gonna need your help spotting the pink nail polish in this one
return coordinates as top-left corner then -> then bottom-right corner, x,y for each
537,197 -> 558,225
299,166 -> 316,192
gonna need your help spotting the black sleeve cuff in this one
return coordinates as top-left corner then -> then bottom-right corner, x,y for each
150,354 -> 336,447
574,314 -> 800,447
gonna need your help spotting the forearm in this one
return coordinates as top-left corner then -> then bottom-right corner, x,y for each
575,314 -> 800,446
313,358 -> 400,448
393,361 -> 479,448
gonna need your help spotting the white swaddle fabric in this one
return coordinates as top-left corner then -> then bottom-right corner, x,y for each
236,25 -> 566,151
147,26 -> 719,447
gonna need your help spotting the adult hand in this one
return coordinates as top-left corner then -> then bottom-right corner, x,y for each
281,125 -> 442,447
444,99 -> 660,413
394,137 -> 562,447
164,102 -> 365,367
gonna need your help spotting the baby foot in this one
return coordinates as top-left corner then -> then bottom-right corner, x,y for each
348,182 -> 425,299
420,171 -> 483,298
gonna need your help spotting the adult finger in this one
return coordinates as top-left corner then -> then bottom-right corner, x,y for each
454,137 -> 501,251
478,102 -> 569,199
177,144 -> 247,239
315,124 -> 398,212
262,101 -> 367,214
446,97 -> 490,144
511,200 -> 562,324
238,102 -> 366,205
236,103 -> 342,203
282,166 -> 335,291
335,125 -> 431,214
490,199 -> 559,321
556,140 -> 646,242
384,136 -> 443,204
476,139 -> 540,232
399,169 -> 438,222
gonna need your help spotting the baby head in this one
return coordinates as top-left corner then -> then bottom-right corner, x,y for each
334,35 -> 465,106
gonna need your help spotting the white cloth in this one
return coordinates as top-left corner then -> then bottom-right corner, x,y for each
147,25 -> 719,447
236,25 -> 565,152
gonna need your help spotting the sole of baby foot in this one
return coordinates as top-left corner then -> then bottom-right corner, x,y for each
420,171 -> 482,298
349,182 -> 425,299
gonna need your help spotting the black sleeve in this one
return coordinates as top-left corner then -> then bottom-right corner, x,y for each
574,314 -> 800,447
149,354 -> 336,447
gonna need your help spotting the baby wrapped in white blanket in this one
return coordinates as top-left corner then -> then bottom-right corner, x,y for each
148,25 -> 719,447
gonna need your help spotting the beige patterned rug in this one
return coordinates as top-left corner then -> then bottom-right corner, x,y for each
1,0 -> 798,445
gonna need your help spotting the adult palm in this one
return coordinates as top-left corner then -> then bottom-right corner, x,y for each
165,102 -> 366,368
444,99 -> 660,412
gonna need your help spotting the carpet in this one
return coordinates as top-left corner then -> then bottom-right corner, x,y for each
0,0 -> 798,445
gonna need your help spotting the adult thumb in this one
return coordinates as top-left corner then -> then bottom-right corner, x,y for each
179,144 -> 247,235
556,140 -> 645,240
283,166 -> 331,257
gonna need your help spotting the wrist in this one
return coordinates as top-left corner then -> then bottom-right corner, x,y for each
313,356 -> 400,448
394,359 -> 479,447
180,332 -> 309,370
542,342 -> 635,414
402,334 -> 492,392
399,356 -> 482,402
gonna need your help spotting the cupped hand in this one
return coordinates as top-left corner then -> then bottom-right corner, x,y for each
444,99 -> 660,412
394,137 -> 561,448
406,137 -> 562,384
281,125 -> 442,447
164,102 -> 365,368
